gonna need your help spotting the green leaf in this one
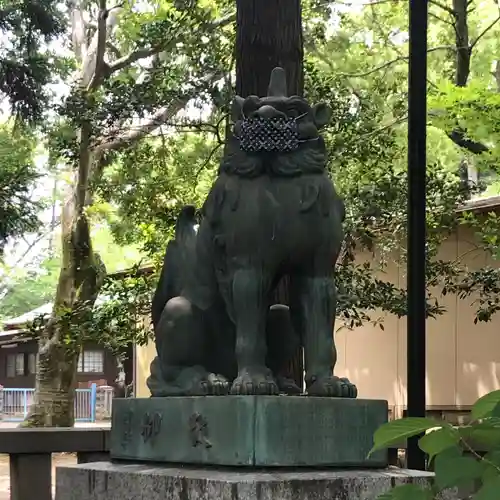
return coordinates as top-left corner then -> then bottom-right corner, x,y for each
369,418 -> 442,456
474,475 -> 500,500
459,419 -> 500,451
480,450 -> 500,484
434,450 -> 486,491
418,426 -> 460,461
472,391 -> 500,420
377,484 -> 433,500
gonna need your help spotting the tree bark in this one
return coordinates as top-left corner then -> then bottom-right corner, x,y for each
452,0 -> 470,87
235,0 -> 303,97
445,0 -> 489,157
447,0 -> 485,190
235,0 -> 304,388
24,122 -> 106,426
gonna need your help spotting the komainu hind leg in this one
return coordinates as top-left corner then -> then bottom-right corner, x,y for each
266,304 -> 302,395
230,269 -> 279,395
289,273 -> 357,398
147,296 -> 229,396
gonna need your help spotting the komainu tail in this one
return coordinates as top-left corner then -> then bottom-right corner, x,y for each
151,205 -> 198,329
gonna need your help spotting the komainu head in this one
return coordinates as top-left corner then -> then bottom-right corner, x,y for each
221,67 -> 332,177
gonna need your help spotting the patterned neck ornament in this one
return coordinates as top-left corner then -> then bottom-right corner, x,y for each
235,69 -> 318,153
238,116 -> 301,153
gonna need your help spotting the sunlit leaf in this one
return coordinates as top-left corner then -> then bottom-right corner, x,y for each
459,419 -> 500,451
418,426 -> 460,461
369,418 -> 442,456
472,391 -> 500,420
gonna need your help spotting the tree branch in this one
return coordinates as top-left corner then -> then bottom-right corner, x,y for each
340,46 -> 455,78
429,11 -> 455,25
0,222 -> 63,298
93,100 -> 188,153
429,0 -> 456,15
108,47 -> 158,73
195,142 -> 223,178
470,16 -> 500,49
88,0 -> 108,90
70,0 -> 87,62
80,0 -> 121,87
106,41 -> 122,59
107,12 -> 235,74
447,129 -> 489,154
93,71 -> 224,153
329,0 -> 403,5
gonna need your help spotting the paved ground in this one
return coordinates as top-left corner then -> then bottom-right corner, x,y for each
0,453 -> 77,500
0,421 -> 110,498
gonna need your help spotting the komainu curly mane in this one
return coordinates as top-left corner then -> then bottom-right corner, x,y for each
219,136 -> 328,178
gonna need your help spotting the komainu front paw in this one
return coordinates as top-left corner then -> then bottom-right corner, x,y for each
306,376 -> 358,398
230,367 -> 279,395
207,373 -> 230,395
162,366 -> 230,396
183,370 -> 230,396
276,375 -> 302,395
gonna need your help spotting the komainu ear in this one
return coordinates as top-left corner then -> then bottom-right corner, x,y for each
312,102 -> 332,128
231,96 -> 245,121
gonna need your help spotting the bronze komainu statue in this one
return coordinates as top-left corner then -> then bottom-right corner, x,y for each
147,67 -> 357,399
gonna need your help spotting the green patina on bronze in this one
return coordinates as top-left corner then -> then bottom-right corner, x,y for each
110,396 -> 389,467
147,67 -> 355,399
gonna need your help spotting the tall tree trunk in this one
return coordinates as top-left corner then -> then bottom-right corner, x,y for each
24,119 -> 106,427
432,0 -> 487,157
450,0 -> 481,191
235,0 -> 303,97
24,218 -> 105,427
235,0 -> 304,389
453,0 -> 470,88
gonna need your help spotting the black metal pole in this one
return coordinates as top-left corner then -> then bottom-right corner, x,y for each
407,0 -> 428,471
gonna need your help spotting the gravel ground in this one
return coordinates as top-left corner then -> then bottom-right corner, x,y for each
0,453 -> 77,500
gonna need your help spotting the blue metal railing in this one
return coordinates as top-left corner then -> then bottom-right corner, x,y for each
1,385 -> 97,423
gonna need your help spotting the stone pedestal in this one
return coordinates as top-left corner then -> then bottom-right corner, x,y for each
55,462 -> 461,500
110,396 -> 388,467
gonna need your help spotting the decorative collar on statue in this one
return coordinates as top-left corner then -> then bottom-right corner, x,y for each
237,115 -> 302,153
231,67 -> 332,155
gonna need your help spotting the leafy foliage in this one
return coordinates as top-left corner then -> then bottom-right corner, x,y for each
94,0 -> 500,329
0,223 -> 145,320
27,265 -> 155,356
96,131 -> 220,256
370,390 -> 500,499
5,0 -> 500,401
0,123 -> 43,253
0,0 -> 65,122
0,257 -> 59,320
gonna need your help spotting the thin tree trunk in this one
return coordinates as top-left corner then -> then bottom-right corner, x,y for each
24,122 -> 106,426
430,0 -> 487,155
235,0 -> 304,388
24,208 -> 106,426
452,0 -> 470,87
450,0 -> 480,192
